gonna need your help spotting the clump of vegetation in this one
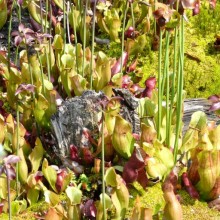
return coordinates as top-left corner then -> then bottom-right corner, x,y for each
0,0 -> 220,219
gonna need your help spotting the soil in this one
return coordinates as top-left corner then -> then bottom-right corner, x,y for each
0,8 -> 32,63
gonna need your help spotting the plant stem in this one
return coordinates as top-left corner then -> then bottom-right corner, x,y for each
80,0 -> 83,12
7,0 -> 16,72
90,0 -> 97,90
6,169 -> 11,220
16,103 -> 20,197
120,0 -> 129,72
39,0 -> 44,31
36,50 -> 46,95
161,32 -> 170,99
154,0 -> 157,35
163,31 -> 170,147
67,1 -> 71,43
130,2 -> 135,28
47,0 -> 52,81
17,1 -> 21,24
168,27 -> 178,149
157,29 -> 163,140
82,0 -> 89,77
26,46 -> 35,105
63,0 -> 67,51
71,5 -> 79,74
15,46 -> 19,66
75,0 -> 78,10
101,111 -> 106,220
45,46 -> 51,81
174,17 -> 184,163
49,0 -> 52,30
45,0 -> 49,33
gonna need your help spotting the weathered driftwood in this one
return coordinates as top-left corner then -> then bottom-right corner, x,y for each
51,90 -> 220,168
50,90 -> 105,169
183,98 -> 220,133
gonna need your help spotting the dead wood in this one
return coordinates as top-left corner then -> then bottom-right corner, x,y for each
50,90 -> 220,168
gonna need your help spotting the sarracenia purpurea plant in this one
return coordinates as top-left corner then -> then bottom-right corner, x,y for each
0,0 -> 220,219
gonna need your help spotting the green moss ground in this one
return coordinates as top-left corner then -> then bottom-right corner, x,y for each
98,3 -> 220,98
127,183 -> 220,220
180,190 -> 220,220
183,3 -> 220,98
130,3 -> 220,98
0,201 -> 49,220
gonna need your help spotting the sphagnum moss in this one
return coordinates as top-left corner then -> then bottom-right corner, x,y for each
0,201 -> 49,220
126,183 -> 220,219
180,190 -> 220,220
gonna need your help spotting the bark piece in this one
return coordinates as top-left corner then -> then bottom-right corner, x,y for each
51,90 -> 105,166
51,91 -> 220,168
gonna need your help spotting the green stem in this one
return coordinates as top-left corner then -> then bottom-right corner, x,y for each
39,0 -> 44,31
26,46 -> 36,112
82,0 -> 89,77
27,47 -> 34,86
17,4 -> 21,23
63,0 -> 66,51
7,0 -> 16,72
157,29 -> 163,140
174,17 -> 184,163
45,46 -> 51,81
49,0 -> 52,33
161,32 -> 170,98
90,0 -> 97,90
16,103 -> 20,197
168,27 -> 178,149
170,27 -> 178,114
80,0 -> 83,12
6,169 -> 11,220
15,46 -> 19,66
45,0 -> 49,33
36,50 -> 46,95
72,5 -> 79,74
75,0 -> 79,10
48,0 -> 52,81
101,111 -> 106,220
130,2 -> 135,28
26,48 -> 40,136
121,1 -> 129,72
67,1 -> 71,43
154,0 -> 157,35
163,31 -> 170,147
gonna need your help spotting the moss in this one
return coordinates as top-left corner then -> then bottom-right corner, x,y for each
138,40 -> 159,84
0,200 -> 49,220
0,213 -> 36,220
126,182 -> 165,218
139,183 -> 165,211
175,3 -> 220,98
106,41 -> 122,58
126,183 -> 220,219
139,3 -> 220,98
180,190 -> 220,220
27,200 -> 50,213
183,9 -> 220,98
